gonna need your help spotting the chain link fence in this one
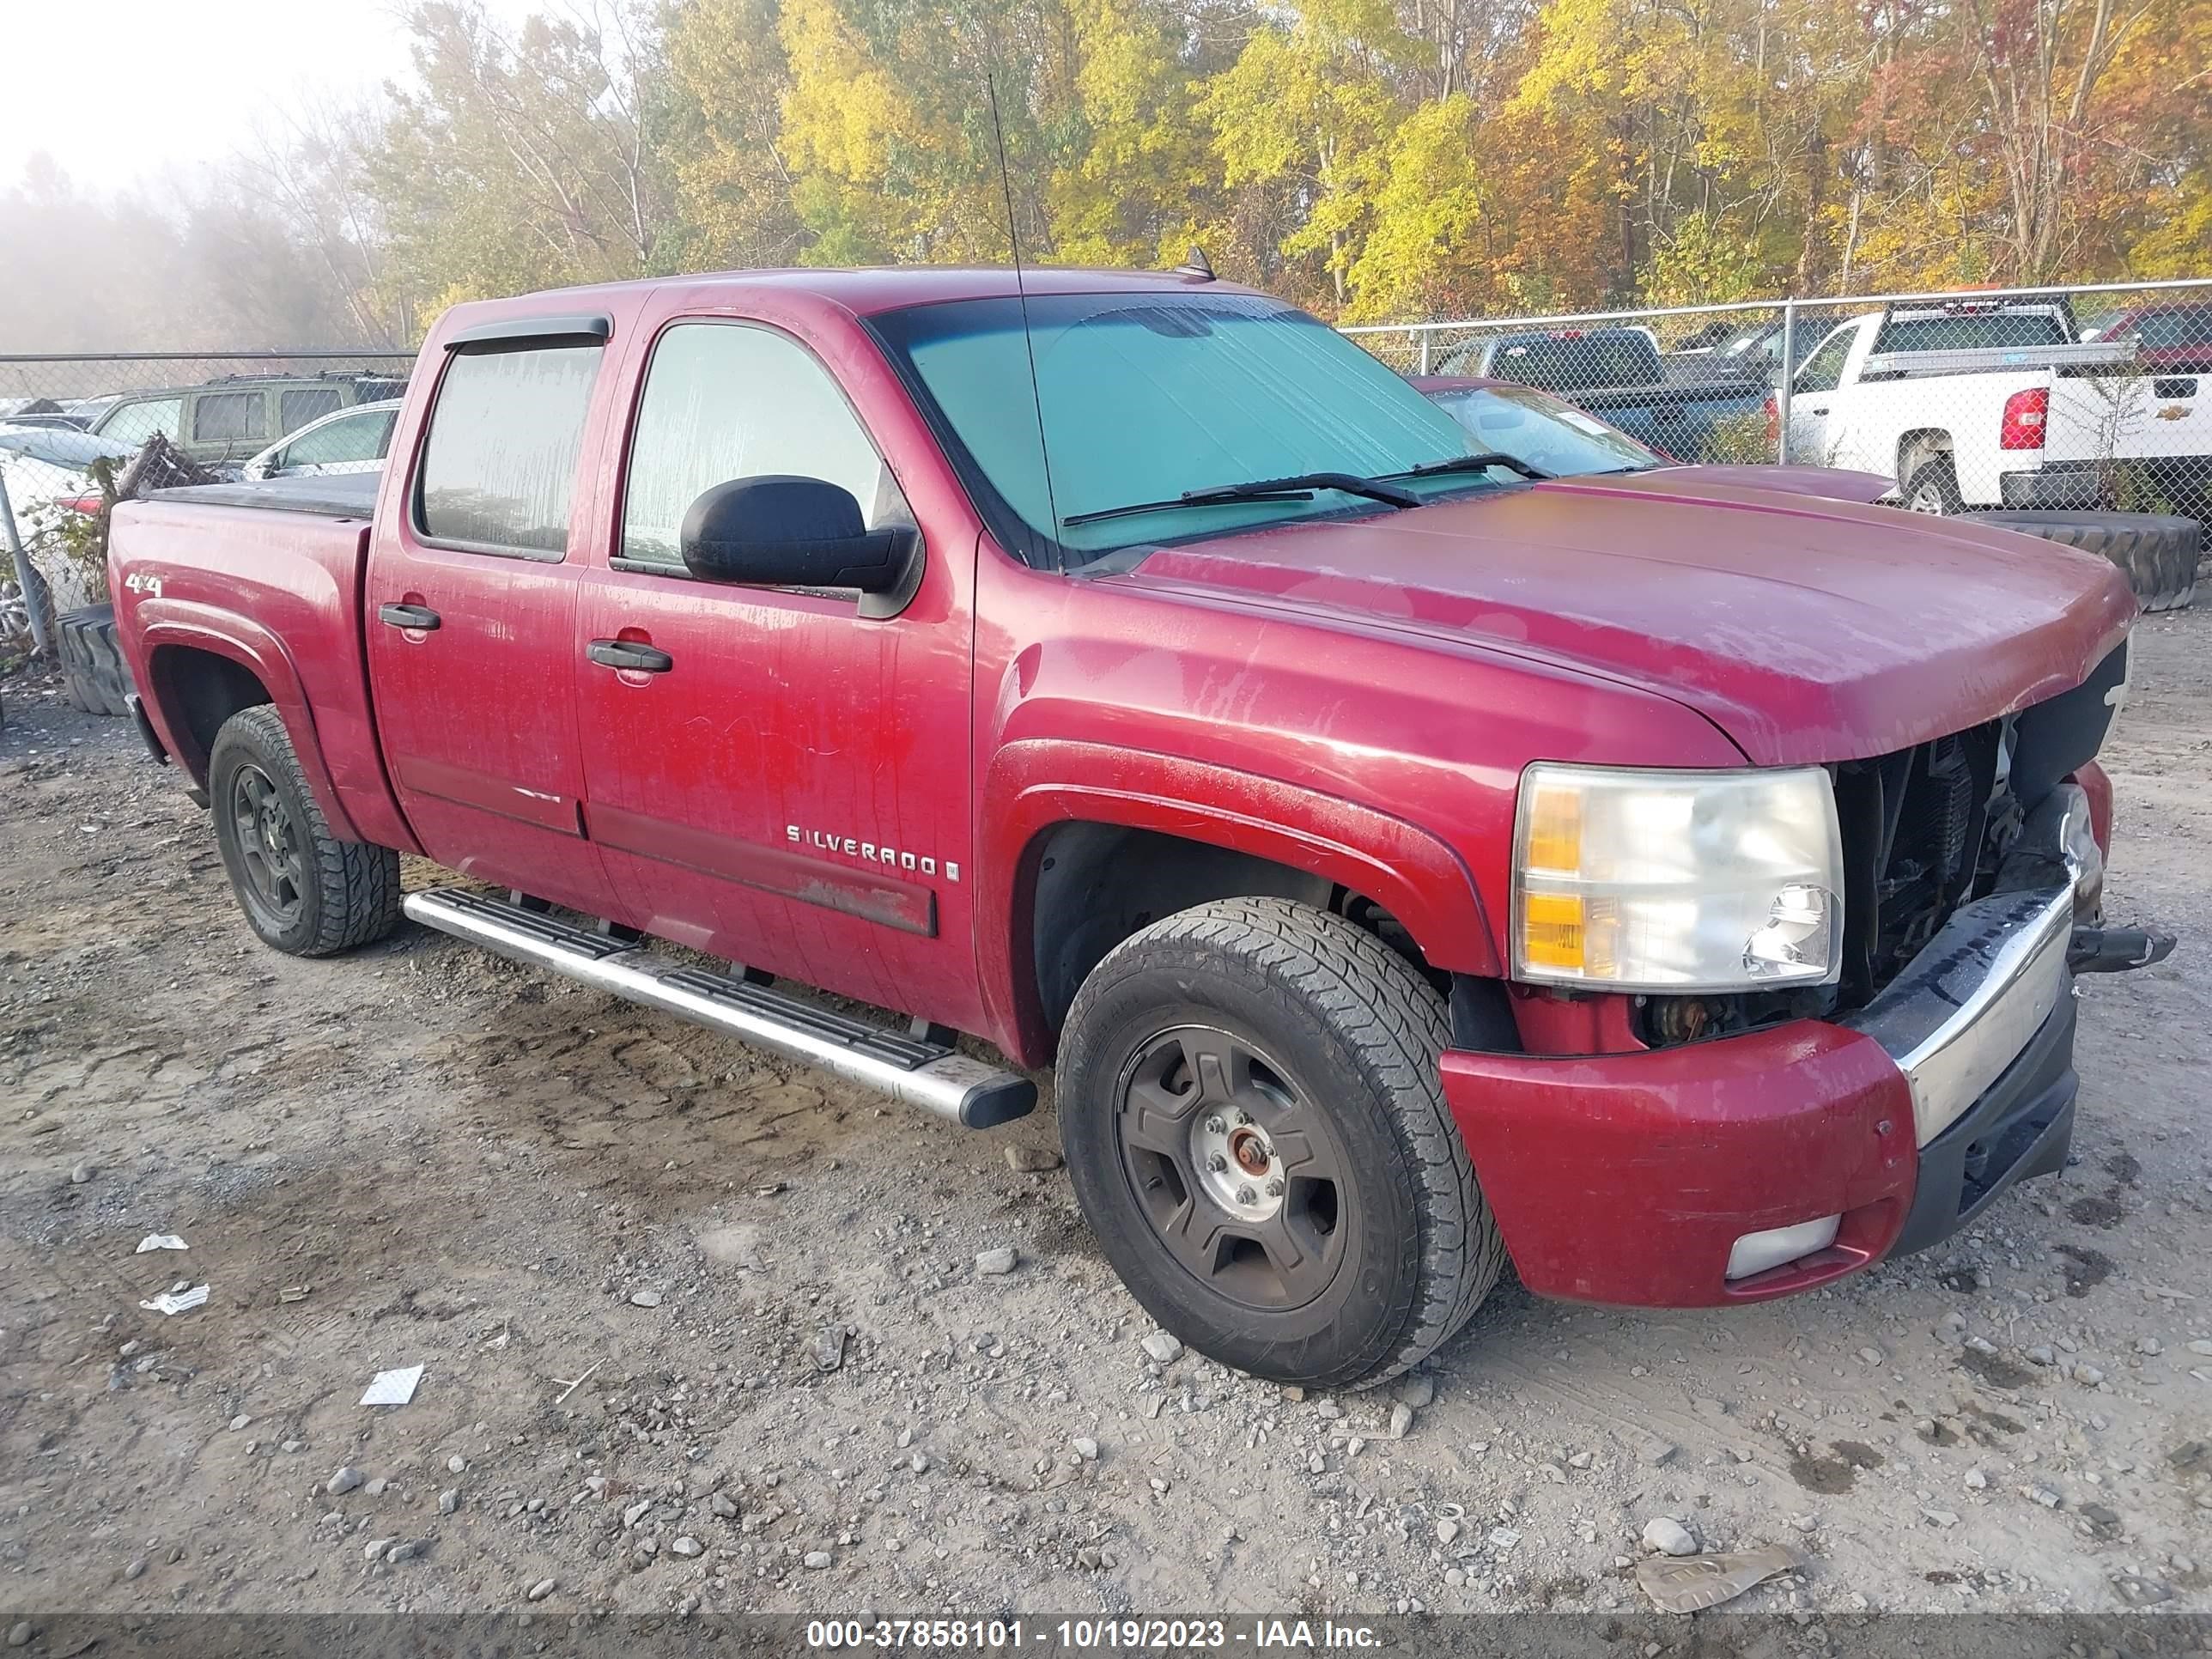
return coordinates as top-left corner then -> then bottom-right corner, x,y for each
6,288 -> 2209,662
1346,277 -> 2212,534
1,350 -> 414,659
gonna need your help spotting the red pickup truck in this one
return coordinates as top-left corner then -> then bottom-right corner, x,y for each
109,266 -> 2170,1389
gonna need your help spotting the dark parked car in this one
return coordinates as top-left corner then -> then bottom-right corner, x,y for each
1665,318 -> 1823,386
1410,374 -> 1893,503
1437,327 -> 1771,460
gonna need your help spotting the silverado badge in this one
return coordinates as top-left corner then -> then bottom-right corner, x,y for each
789,824 -> 959,883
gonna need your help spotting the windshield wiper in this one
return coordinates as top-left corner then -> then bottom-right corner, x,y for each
1062,471 -> 1421,529
1376,452 -> 1553,483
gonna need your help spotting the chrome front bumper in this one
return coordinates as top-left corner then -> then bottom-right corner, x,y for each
1842,884 -> 2075,1145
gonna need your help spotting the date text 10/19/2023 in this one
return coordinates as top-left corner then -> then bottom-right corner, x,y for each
804,1619 -> 1384,1650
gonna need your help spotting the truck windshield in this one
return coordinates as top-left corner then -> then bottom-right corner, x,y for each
870,292 -> 1504,566
2130,308 -> 2212,348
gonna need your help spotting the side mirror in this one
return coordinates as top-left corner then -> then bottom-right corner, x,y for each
680,475 -> 913,593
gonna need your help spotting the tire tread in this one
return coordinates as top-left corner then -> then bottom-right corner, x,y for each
211,705 -> 400,956
56,602 -> 132,715
1973,510 -> 2199,611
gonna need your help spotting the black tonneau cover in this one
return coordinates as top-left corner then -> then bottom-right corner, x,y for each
150,471 -> 380,520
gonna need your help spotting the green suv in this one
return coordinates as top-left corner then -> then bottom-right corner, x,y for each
90,373 -> 407,471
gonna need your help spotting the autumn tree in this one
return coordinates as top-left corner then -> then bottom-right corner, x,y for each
14,0 -> 2205,347
369,0 -> 678,310
1203,0 -> 1414,305
662,0 -> 809,270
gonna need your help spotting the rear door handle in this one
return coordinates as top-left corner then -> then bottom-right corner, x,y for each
587,639 -> 674,674
378,603 -> 441,630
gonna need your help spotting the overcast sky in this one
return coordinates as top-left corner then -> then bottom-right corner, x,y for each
0,0 -> 529,195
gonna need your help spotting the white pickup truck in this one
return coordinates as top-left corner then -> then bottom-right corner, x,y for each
1784,299 -> 2212,518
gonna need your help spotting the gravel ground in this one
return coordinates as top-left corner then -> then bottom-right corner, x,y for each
1,607 -> 2209,1623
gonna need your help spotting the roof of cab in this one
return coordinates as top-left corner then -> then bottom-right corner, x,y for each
436,265 -> 1259,331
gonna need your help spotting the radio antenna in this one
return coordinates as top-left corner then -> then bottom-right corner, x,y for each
985,72 -> 1063,571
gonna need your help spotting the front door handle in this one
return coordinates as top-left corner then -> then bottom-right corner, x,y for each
1802,404 -> 1828,415
379,602 -> 441,630
587,639 -> 674,674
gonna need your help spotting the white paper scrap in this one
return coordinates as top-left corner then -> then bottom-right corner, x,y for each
136,1233 -> 189,1254
140,1285 -> 210,1316
361,1365 -> 425,1407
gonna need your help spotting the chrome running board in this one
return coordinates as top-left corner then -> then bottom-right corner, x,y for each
403,887 -> 1035,1128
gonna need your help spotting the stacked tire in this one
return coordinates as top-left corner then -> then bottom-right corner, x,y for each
1974,511 -> 2199,612
57,603 -> 136,716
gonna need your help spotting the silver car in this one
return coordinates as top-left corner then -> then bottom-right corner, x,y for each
240,399 -> 401,481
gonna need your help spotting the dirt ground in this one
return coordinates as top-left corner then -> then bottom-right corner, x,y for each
2,606 -> 2209,1626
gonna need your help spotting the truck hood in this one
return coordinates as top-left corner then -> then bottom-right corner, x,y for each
1643,463 -> 1895,504
1117,473 -> 2136,765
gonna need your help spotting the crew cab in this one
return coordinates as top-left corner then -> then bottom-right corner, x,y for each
1787,298 -> 2212,515
109,267 -> 2171,1389
1434,326 -> 1771,461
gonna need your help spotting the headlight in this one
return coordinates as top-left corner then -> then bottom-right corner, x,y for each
1511,763 -> 1844,992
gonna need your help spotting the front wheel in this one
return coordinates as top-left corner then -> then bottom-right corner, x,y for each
1057,897 -> 1504,1389
208,704 -> 400,956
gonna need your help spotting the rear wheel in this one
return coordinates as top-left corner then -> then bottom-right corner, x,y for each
1057,896 -> 1504,1389
1902,459 -> 1964,515
208,705 -> 400,956
1972,510 -> 2198,612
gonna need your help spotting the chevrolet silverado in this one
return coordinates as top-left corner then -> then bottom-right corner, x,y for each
108,266 -> 2172,1388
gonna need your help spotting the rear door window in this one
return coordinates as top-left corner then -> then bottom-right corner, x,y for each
1872,312 -> 2069,354
416,343 -> 602,556
192,391 -> 267,443
280,387 -> 345,432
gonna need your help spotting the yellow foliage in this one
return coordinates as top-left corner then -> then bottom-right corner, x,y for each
356,0 -> 2212,325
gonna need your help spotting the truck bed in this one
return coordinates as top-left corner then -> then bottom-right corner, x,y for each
151,471 -> 381,520
107,487 -> 399,846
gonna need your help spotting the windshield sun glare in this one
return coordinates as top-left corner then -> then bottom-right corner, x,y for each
870,292 -> 1507,564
